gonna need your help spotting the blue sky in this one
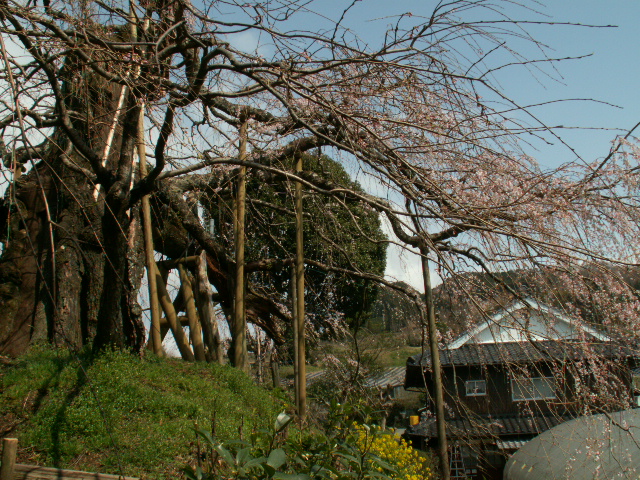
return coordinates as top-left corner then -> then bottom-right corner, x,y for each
320,0 -> 640,289
310,0 -> 640,167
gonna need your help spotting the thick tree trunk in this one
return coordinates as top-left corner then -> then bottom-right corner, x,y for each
93,91 -> 147,352
0,73 -> 145,356
0,156 -> 134,355
0,168 -> 53,355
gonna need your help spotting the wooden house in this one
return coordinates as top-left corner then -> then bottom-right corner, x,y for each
404,298 -> 639,479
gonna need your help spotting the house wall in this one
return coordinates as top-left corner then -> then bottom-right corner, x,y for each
409,356 -> 638,417
431,364 -> 577,416
420,361 -> 635,417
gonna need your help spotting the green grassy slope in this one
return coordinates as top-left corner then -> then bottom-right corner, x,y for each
0,347 -> 282,479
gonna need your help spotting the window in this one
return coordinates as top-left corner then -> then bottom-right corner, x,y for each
511,377 -> 555,401
465,380 -> 487,396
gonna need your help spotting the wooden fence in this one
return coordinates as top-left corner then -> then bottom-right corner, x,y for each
0,439 -> 138,480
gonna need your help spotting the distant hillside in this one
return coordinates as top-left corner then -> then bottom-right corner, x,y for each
433,265 -> 640,338
367,282 -> 421,333
367,265 -> 640,339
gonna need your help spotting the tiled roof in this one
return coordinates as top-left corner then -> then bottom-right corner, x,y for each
408,413 -> 573,439
407,340 -> 634,368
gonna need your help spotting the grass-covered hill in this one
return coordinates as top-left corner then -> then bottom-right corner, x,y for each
0,347 -> 283,479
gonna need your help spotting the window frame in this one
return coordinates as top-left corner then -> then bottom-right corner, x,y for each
511,376 -> 556,402
465,379 -> 487,397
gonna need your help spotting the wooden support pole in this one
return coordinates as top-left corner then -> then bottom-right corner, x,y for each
195,251 -> 224,364
138,108 -> 163,356
232,119 -> 249,372
160,316 -> 190,328
151,290 -> 188,346
270,348 -> 281,389
257,329 -> 264,383
291,265 -> 300,414
156,256 -> 198,269
0,438 -> 17,480
153,262 -> 195,362
420,248 -> 449,480
294,154 -> 306,419
178,264 -> 206,361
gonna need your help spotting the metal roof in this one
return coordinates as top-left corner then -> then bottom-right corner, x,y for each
305,370 -> 325,383
364,367 -> 406,388
306,367 -> 407,388
496,439 -> 529,450
407,340 -> 634,368
408,414 -> 573,439
304,367 -> 406,388
504,409 -> 640,480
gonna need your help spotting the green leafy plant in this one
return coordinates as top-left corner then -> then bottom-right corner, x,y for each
184,412 -> 297,480
185,402 -> 431,480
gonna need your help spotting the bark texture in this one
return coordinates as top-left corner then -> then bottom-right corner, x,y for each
0,69 -> 145,355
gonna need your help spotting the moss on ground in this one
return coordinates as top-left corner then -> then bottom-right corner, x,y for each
0,346 -> 283,479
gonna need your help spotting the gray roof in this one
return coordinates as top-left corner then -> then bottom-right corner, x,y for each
408,414 -> 571,439
504,409 -> 640,480
496,439 -> 529,450
305,367 -> 406,388
306,370 -> 325,383
364,367 -> 405,388
407,340 -> 634,368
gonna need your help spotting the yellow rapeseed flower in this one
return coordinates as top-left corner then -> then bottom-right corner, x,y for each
354,424 -> 434,480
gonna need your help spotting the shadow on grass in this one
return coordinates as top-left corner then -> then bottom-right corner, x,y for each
43,351 -> 95,468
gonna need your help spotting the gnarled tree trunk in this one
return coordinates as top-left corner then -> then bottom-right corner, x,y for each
0,69 -> 145,356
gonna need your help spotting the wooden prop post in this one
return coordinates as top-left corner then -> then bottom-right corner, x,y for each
194,252 -> 224,364
291,265 -> 300,413
420,248 -> 449,480
154,263 -> 195,361
138,108 -> 163,356
178,264 -> 206,361
0,438 -> 17,480
294,154 -> 306,418
232,119 -> 249,372
270,348 -> 281,389
196,251 -> 224,364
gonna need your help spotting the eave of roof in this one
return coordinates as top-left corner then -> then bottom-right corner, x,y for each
407,340 -> 635,368
407,413 -> 574,439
